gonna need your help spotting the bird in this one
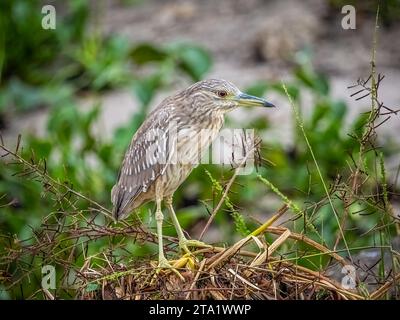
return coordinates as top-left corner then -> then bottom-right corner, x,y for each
111,79 -> 275,273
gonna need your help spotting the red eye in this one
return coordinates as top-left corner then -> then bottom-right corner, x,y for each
217,91 -> 227,97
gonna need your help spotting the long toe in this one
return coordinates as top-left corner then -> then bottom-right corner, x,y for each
179,239 -> 212,254
156,258 -> 185,281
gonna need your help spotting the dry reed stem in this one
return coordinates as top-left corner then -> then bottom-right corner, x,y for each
245,229 -> 291,277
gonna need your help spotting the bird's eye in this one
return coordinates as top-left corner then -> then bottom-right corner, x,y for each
217,90 -> 227,98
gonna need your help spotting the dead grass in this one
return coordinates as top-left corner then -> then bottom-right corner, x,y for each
69,207 -> 392,300
74,212 -> 385,300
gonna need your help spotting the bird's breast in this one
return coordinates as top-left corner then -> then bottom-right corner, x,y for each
175,114 -> 224,166
159,114 -> 224,196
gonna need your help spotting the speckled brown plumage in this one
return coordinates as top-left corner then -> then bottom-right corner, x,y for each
111,78 -> 274,271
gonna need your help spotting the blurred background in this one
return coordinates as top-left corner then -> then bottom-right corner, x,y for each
1,0 -> 400,299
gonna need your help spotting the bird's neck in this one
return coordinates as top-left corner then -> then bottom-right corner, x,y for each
193,109 -> 225,131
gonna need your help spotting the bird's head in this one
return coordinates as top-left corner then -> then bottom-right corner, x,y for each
183,79 -> 275,113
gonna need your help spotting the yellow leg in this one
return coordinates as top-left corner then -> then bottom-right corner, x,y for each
155,198 -> 167,264
154,197 -> 184,281
165,196 -> 211,255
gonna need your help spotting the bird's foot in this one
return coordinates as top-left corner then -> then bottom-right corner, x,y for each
171,253 -> 196,270
154,257 -> 185,281
179,238 -> 212,255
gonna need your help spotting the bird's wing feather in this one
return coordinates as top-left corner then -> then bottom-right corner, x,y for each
111,108 -> 175,219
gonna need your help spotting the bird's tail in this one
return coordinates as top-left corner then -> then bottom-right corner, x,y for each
111,184 -> 136,221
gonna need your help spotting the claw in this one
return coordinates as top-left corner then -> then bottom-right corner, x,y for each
171,253 -> 197,270
154,258 -> 185,281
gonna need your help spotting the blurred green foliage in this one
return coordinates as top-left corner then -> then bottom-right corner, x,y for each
0,0 -> 212,114
242,55 -> 397,251
0,0 -> 88,85
0,0 -> 213,229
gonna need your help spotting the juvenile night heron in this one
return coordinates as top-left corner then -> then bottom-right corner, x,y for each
111,79 -> 274,272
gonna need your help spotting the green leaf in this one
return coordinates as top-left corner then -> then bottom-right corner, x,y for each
81,104 -> 100,133
130,43 -> 167,65
47,104 -> 79,143
173,45 -> 212,81
310,102 -> 329,127
352,112 -> 370,138
132,74 -> 162,106
294,66 -> 329,95
26,139 -> 52,159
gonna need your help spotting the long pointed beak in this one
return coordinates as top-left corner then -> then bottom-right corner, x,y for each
236,92 -> 275,108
